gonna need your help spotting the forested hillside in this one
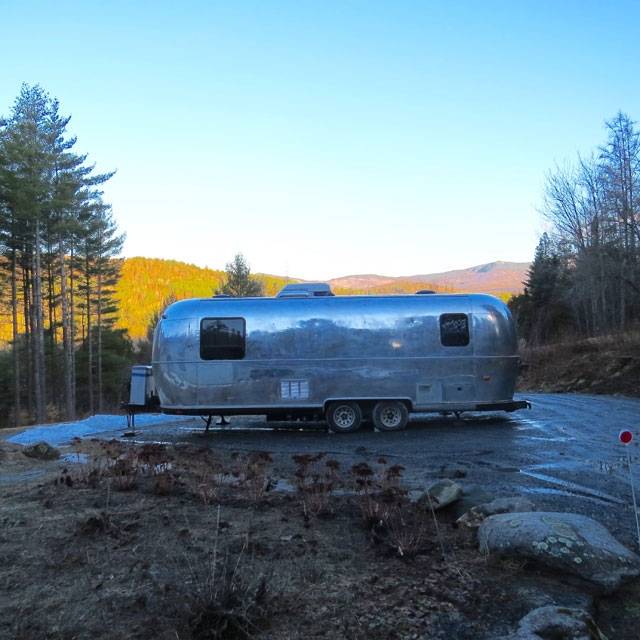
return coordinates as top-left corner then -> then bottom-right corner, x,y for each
115,258 -> 299,340
114,257 -> 461,340
116,258 -> 225,340
331,279 -> 462,297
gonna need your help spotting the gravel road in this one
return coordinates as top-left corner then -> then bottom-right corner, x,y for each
75,392 -> 640,547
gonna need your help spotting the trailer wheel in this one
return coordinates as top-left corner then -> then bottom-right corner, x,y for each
326,401 -> 363,433
372,401 -> 409,431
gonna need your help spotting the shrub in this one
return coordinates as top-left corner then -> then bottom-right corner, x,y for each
291,453 -> 341,520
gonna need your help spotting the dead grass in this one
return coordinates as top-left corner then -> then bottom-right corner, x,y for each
0,440 -> 638,639
291,453 -> 341,521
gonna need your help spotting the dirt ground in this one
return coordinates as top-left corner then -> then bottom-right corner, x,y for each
1,437 -> 640,640
518,333 -> 640,398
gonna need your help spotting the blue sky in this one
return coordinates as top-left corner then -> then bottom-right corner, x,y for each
2,1 -> 639,280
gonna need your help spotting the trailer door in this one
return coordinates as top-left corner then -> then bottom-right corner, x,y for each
197,317 -> 245,404
438,311 -> 475,403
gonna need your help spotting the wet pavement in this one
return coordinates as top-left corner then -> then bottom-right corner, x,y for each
88,392 -> 640,546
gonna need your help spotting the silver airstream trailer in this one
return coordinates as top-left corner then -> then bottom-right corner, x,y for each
150,283 -> 529,432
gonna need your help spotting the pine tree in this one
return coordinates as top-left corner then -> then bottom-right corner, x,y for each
0,83 -> 120,423
510,234 -> 572,344
0,85 -> 55,423
218,253 -> 265,297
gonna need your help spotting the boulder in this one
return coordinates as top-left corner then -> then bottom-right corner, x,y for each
434,464 -> 467,479
22,441 -> 60,461
479,511 -> 640,592
448,484 -> 495,519
422,479 -> 463,510
457,497 -> 536,528
490,605 -> 609,640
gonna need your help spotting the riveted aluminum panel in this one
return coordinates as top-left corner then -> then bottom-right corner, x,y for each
152,293 -> 523,415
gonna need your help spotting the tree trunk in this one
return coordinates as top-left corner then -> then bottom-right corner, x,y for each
69,246 -> 76,413
11,246 -> 21,427
620,259 -> 627,332
97,265 -> 103,414
85,253 -> 94,415
46,246 -> 59,411
33,220 -> 46,424
22,267 -> 34,422
59,243 -> 75,420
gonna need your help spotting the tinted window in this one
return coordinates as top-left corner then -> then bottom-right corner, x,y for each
200,318 -> 245,360
440,313 -> 469,347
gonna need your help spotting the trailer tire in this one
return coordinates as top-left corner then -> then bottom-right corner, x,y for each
326,401 -> 363,433
372,401 -> 409,431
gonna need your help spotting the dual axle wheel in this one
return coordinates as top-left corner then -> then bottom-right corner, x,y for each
325,400 -> 409,433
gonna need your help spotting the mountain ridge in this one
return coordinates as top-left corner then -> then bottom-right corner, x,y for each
326,261 -> 529,293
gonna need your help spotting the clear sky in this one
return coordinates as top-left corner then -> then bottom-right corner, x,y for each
2,1 -> 639,280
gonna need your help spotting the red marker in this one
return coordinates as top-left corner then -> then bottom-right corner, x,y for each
620,430 -> 633,445
620,428 -> 640,550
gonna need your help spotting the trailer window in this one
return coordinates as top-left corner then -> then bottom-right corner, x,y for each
200,318 -> 245,360
440,314 -> 469,347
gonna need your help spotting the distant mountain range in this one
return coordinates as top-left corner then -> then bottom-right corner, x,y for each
326,261 -> 530,294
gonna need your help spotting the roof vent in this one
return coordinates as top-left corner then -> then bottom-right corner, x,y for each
276,283 -> 334,298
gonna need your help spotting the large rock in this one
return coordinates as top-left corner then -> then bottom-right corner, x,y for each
479,512 -> 640,592
448,484 -> 495,519
22,441 -> 60,460
457,497 -> 536,529
490,605 -> 609,640
434,463 -> 467,479
422,479 -> 463,510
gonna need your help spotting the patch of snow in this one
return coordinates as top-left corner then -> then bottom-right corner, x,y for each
7,414 -> 197,447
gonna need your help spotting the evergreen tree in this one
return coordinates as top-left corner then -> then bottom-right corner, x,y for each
0,83 -> 121,423
75,326 -> 133,413
510,234 -> 572,344
74,199 -> 124,413
218,253 -> 265,297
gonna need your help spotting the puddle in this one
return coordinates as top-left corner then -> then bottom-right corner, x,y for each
526,462 -> 567,471
514,418 -> 577,442
518,486 -> 624,507
527,458 -> 634,475
590,459 -> 629,473
523,436 -> 576,443
271,478 -> 355,496
273,478 -> 295,493
0,470 -> 45,485
62,452 -> 88,464
121,440 -> 177,446
514,418 -> 548,432
519,470 -> 626,504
